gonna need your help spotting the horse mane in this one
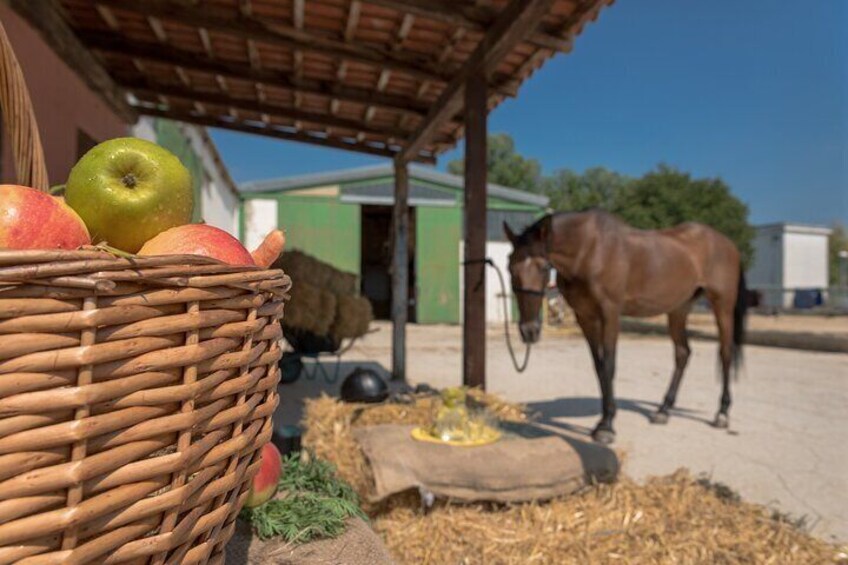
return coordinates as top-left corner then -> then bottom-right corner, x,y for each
516,209 -> 623,246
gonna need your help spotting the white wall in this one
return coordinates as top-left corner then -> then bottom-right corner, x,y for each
180,125 -> 239,236
747,224 -> 831,308
784,232 -> 830,289
244,198 -> 278,251
458,241 -> 517,324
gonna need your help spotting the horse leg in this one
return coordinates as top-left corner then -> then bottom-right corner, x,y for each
709,296 -> 734,429
592,310 -> 619,444
650,305 -> 692,424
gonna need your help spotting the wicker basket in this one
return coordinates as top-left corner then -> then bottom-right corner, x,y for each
0,19 -> 290,565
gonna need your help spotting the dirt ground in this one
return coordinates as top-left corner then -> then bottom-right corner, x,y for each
307,319 -> 848,543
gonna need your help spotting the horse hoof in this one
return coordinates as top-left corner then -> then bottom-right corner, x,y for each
650,411 -> 669,425
712,414 -> 729,429
592,428 -> 616,445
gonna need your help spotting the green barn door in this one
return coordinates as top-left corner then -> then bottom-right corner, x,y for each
416,207 -> 461,324
277,198 -> 360,275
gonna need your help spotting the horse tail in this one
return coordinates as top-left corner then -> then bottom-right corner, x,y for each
732,269 -> 748,376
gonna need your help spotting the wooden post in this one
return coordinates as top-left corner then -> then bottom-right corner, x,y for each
463,70 -> 487,390
391,157 -> 410,381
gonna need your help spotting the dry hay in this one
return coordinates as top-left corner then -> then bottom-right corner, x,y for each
282,280 -> 337,336
374,470 -> 844,565
302,395 -> 845,565
276,250 -> 358,296
330,294 -> 374,342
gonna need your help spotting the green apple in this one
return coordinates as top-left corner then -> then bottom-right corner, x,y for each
65,137 -> 194,252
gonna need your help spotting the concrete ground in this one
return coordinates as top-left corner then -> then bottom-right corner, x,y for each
278,321 -> 848,543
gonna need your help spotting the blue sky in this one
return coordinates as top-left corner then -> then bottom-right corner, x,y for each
211,0 -> 847,226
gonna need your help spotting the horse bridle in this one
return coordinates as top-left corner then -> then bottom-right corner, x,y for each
511,259 -> 553,298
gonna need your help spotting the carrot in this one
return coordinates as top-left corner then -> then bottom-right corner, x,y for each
251,229 -> 286,268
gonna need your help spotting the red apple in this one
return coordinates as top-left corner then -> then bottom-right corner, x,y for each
244,442 -> 283,508
138,224 -> 255,266
250,229 -> 286,268
0,184 -> 90,250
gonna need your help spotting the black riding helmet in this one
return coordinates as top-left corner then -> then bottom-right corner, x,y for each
340,367 -> 388,403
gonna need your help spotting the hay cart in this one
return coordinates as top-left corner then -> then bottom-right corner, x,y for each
275,251 -> 374,385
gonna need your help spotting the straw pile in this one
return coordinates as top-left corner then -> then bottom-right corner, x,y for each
282,280 -> 337,336
302,395 -> 845,565
330,294 -> 374,342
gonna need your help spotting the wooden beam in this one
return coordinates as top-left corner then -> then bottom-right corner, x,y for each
391,158 -> 410,381
136,105 -> 435,163
92,0 -> 452,84
7,0 -> 136,122
79,32 -> 432,118
123,81 -> 421,140
399,0 -> 557,162
462,69 -> 487,390
366,0 -> 572,52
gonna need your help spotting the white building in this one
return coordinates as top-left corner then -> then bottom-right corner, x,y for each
747,223 -> 832,308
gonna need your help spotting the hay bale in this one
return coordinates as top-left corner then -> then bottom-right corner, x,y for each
302,395 -> 845,565
326,271 -> 358,296
283,280 -> 337,336
330,295 -> 374,342
276,250 -> 358,297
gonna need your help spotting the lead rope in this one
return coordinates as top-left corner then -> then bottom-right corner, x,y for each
464,258 -> 533,373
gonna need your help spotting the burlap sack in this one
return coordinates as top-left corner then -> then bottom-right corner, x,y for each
225,517 -> 394,565
354,423 -> 618,503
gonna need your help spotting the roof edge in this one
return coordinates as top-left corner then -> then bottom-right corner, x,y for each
239,163 -> 549,207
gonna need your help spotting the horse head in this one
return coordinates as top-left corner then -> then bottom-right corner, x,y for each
504,218 -> 551,344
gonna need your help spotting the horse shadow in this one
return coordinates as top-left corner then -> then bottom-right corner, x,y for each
526,396 -> 712,438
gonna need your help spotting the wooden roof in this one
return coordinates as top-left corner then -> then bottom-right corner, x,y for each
12,0 -> 612,164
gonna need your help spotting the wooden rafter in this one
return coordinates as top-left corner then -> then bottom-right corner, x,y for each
11,0 -> 611,162
400,0 -> 559,162
91,0 -> 453,84
123,81 -> 425,140
79,32 -> 432,118
136,106 -> 435,164
367,0 -> 573,52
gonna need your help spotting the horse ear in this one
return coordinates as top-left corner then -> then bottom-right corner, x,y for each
537,216 -> 551,244
503,221 -> 516,243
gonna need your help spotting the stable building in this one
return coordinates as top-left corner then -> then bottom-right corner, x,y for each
240,164 -> 549,325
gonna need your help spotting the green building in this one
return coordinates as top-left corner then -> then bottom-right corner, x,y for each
240,165 -> 549,325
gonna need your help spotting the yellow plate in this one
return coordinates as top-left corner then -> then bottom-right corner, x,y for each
411,426 -> 502,447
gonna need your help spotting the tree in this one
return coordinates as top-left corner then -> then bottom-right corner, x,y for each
829,224 -> 848,286
614,165 -> 755,266
541,166 -> 631,211
447,133 -> 542,192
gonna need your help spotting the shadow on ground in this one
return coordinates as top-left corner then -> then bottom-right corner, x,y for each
526,396 -> 712,439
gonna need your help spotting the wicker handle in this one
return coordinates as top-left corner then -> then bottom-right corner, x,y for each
0,18 -> 49,191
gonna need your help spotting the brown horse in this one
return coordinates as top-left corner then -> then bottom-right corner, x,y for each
505,210 -> 747,444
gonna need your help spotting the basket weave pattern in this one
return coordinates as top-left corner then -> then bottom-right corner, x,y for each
0,250 -> 290,564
